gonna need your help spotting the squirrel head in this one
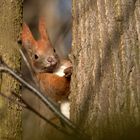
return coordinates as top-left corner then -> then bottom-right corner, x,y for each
22,17 -> 59,73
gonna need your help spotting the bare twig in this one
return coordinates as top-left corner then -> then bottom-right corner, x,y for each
19,48 -> 37,83
12,92 -> 73,136
0,59 -> 88,139
0,92 -> 72,136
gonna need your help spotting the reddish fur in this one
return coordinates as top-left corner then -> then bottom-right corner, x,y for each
37,73 -> 70,102
22,17 -> 71,102
22,23 -> 36,46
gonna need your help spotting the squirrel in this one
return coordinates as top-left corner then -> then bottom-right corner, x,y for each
22,17 -> 72,118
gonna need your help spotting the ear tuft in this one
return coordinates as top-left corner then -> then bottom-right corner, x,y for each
39,17 -> 50,41
22,23 -> 36,48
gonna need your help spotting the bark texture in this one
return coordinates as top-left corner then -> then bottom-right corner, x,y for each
71,0 -> 140,140
0,0 -> 22,139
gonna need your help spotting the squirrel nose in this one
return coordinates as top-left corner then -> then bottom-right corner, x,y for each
47,57 -> 53,62
47,57 -> 57,65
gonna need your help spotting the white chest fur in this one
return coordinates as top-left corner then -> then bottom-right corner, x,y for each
54,65 -> 67,77
60,100 -> 70,119
54,59 -> 72,77
54,59 -> 71,119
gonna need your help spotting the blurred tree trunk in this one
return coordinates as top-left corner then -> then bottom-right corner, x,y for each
0,0 -> 22,140
71,0 -> 140,140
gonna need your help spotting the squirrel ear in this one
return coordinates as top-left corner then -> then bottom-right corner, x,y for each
22,23 -> 36,48
38,17 -> 50,41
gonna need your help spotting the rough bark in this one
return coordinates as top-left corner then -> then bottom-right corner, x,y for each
0,0 -> 22,140
71,0 -> 140,140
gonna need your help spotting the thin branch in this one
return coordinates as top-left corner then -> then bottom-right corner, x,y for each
19,48 -> 36,83
0,59 -> 88,139
12,92 -> 73,136
0,92 -> 71,136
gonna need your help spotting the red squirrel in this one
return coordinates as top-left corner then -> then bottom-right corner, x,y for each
22,17 -> 72,118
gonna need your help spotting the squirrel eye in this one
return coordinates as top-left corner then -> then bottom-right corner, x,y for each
53,49 -> 56,52
34,54 -> 39,60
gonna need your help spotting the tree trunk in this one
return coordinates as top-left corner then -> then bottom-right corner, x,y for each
0,0 -> 22,140
71,0 -> 140,140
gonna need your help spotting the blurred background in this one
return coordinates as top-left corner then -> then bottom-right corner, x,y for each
22,0 -> 72,140
24,0 -> 72,58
